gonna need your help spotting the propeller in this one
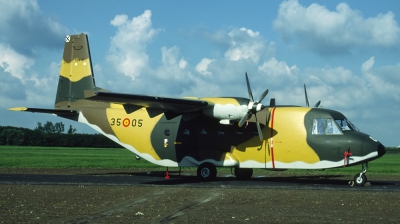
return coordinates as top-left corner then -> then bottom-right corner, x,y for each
238,72 -> 268,141
304,84 -> 321,107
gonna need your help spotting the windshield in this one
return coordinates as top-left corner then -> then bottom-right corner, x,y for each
335,119 -> 359,131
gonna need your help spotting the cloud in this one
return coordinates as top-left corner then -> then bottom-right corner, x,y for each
107,10 -> 160,80
0,0 -> 68,111
0,69 -> 26,100
0,42 -> 57,106
273,0 -> 400,55
361,57 -> 375,73
104,10 -> 280,98
155,46 -> 191,83
0,0 -> 68,55
361,57 -> 400,101
104,10 -> 194,96
195,58 -> 214,76
0,43 -> 34,80
258,57 -> 299,85
300,66 -> 369,108
101,9 -> 400,115
225,28 -> 267,63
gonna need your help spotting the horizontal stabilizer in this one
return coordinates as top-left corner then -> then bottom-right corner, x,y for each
86,92 -> 210,113
8,107 -> 78,115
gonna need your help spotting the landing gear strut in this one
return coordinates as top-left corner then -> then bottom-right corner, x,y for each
353,163 -> 368,186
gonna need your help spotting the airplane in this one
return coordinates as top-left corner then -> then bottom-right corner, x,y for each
9,33 -> 386,186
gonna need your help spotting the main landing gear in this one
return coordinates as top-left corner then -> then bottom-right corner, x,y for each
197,163 -> 217,181
353,163 -> 368,186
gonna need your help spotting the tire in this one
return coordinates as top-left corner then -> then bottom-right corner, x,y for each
197,163 -> 217,181
354,173 -> 367,186
234,168 -> 253,180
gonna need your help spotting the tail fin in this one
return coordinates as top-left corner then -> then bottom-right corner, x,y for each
54,34 -> 97,109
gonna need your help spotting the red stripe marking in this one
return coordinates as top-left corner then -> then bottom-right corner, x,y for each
270,107 -> 276,169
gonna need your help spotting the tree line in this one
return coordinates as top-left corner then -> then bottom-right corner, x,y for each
0,121 -> 121,148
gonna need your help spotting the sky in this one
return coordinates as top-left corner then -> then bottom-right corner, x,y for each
0,0 -> 399,147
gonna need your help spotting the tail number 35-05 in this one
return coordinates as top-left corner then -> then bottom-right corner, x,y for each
110,118 -> 143,127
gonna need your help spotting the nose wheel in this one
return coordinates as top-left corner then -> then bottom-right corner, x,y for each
353,163 -> 368,186
354,173 -> 367,186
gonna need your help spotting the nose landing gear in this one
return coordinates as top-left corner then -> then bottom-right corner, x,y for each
352,163 -> 368,186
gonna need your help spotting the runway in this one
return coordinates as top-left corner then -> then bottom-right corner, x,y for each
2,170 -> 400,223
1,170 -> 399,191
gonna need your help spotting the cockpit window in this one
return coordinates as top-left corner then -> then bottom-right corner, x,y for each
312,118 -> 342,135
335,119 -> 359,131
326,119 -> 342,134
312,119 -> 325,135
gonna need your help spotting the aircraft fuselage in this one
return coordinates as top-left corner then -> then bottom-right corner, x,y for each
74,103 -> 385,170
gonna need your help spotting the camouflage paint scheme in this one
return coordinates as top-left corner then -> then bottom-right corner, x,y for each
9,34 -> 386,172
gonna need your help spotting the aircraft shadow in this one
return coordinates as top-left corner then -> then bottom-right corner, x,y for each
86,170 -> 182,177
143,175 -> 395,187
84,171 -> 396,187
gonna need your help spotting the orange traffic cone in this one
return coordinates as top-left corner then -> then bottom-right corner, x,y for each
165,167 -> 170,179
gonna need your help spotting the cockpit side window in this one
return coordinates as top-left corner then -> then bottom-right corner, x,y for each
312,119 -> 325,135
312,118 -> 343,135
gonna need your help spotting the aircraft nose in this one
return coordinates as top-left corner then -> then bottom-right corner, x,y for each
377,142 -> 386,157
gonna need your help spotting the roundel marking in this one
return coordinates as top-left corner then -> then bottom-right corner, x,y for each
123,118 -> 130,127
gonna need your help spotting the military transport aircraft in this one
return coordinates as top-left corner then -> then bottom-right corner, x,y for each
9,34 -> 386,186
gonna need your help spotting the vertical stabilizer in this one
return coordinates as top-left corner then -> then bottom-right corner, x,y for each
54,34 -> 96,109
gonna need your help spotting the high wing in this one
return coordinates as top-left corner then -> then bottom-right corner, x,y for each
8,107 -> 78,115
86,91 -> 211,118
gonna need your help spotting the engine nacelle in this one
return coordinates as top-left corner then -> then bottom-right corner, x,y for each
202,98 -> 249,122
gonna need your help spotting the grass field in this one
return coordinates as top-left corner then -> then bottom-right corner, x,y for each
0,146 -> 153,169
0,146 -> 399,175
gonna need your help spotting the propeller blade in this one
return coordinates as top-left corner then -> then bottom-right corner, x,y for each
256,122 -> 263,141
238,111 -> 251,127
254,114 -> 263,141
314,100 -> 321,108
257,89 -> 269,103
304,84 -> 310,107
245,72 -> 254,102
240,72 -> 267,137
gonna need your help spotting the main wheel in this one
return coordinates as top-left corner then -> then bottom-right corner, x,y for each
234,168 -> 253,180
197,163 -> 217,181
354,173 -> 367,186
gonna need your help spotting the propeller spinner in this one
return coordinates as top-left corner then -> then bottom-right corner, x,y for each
238,72 -> 268,141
